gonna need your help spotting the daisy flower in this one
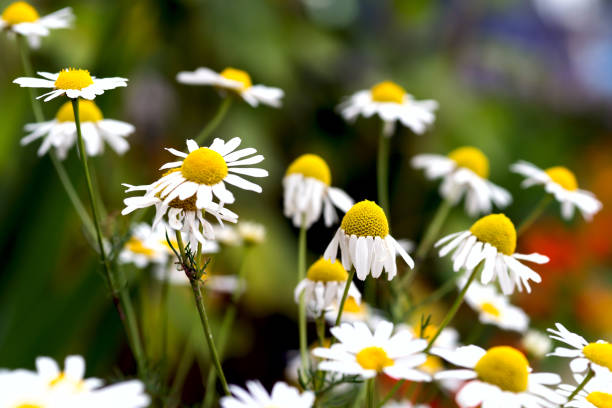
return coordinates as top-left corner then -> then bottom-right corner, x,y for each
313,321 -> 431,382
522,330 -> 553,359
547,322 -> 612,373
237,221 -> 266,246
22,100 -> 134,159
324,200 -> 414,280
557,365 -> 612,408
220,380 -> 314,408
511,161 -> 602,221
119,222 -> 170,268
0,369 -> 55,408
14,68 -> 128,102
435,213 -> 549,294
412,146 -> 512,217
405,324 -> 460,376
213,224 -> 242,246
294,257 -> 361,317
156,266 -> 245,296
462,278 -> 529,332
324,296 -> 380,326
177,66 -> 284,108
0,2 -> 73,48
283,154 -> 354,229
434,345 -> 563,408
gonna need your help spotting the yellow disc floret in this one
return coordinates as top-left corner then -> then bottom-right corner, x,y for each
583,343 -> 612,371
417,324 -> 438,341
587,392 -> 612,408
370,81 -> 406,104
2,2 -> 39,25
480,302 -> 501,317
356,346 -> 394,371
286,154 -> 331,185
181,147 -> 228,186
469,213 -> 517,256
448,146 -> 490,179
341,200 -> 389,238
54,68 -> 94,90
342,296 -> 364,314
306,258 -> 348,282
545,166 -> 578,191
56,100 -> 103,123
220,67 -> 252,91
420,355 -> 443,374
16,405 -> 43,408
474,346 -> 529,393
125,237 -> 155,257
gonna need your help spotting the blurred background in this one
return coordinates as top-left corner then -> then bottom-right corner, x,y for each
1,0 -> 611,405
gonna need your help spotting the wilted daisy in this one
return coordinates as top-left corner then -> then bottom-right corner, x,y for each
22,100 -> 134,159
324,200 -> 414,280
511,161 -> 602,221
0,2 -> 73,47
522,330 -> 553,359
177,66 -> 284,108
547,322 -> 612,373
434,345 -> 563,408
557,365 -> 612,408
283,154 -> 354,229
313,321 -> 431,382
14,68 -> 128,102
294,258 -> 361,317
338,80 -> 438,136
220,380 -> 314,408
435,213 -> 549,294
119,222 -> 170,267
237,221 -> 266,246
412,146 -> 512,217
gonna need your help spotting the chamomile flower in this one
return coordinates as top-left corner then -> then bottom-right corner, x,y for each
462,278 -> 529,332
434,345 -> 563,408
313,321 -> 431,382
522,330 -> 553,359
156,263 -> 245,296
407,324 -> 460,374
435,213 -> 549,294
294,258 -> 361,317
283,154 -> 354,229
511,161 -> 602,221
324,296 -> 380,326
237,221 -> 266,246
0,2 -> 73,48
220,381 -> 314,408
324,200 -> 414,280
547,322 -> 612,374
119,222 -> 169,267
14,68 -> 128,101
557,365 -> 612,408
22,100 -> 134,159
412,147 -> 512,217
0,370 -> 55,408
177,67 -> 284,108
338,81 -> 438,136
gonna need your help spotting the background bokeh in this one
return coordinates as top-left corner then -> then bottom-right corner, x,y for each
1,0 -> 611,405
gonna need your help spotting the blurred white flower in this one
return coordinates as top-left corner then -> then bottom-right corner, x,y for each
0,2 -> 73,48
220,380 -> 314,408
238,221 -> 266,246
522,330 -> 552,359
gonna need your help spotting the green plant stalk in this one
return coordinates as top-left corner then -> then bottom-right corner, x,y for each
195,97 -> 232,144
72,98 -> 147,376
517,195 -> 553,237
377,126 -> 391,217
167,331 -> 197,408
297,222 -> 309,376
366,378 -> 376,408
563,368 -> 594,407
377,380 -> 415,408
334,269 -> 356,327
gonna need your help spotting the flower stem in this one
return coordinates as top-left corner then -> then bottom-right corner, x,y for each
377,124 -> 391,217
517,195 -> 553,236
563,368 -> 594,407
71,98 -> 148,376
196,97 -> 232,144
334,268 -> 356,327
366,378 -> 376,408
377,380 -> 414,408
297,222 -> 309,375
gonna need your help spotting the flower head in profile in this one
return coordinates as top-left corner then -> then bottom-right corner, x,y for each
434,345 -> 563,408
324,296 -> 379,326
177,66 -> 284,108
324,200 -> 414,280
338,80 -> 438,136
237,221 -> 266,246
14,68 -> 128,102
294,258 -> 361,317
412,146 -> 512,217
522,330 -> 553,359
283,154 -> 353,229
22,100 -> 134,159
557,365 -> 612,408
547,322 -> 612,374
220,380 -> 314,408
313,321 -> 431,382
435,213 -> 549,294
0,2 -> 73,47
119,222 -> 170,268
511,161 -> 602,221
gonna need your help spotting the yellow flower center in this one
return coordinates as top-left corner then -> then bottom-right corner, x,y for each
181,147 -> 228,186
286,154 -> 331,186
587,392 -> 612,408
416,324 -> 438,340
469,213 -> 517,256
16,405 -> 42,408
220,67 -> 252,91
448,146 -> 490,179
306,258 -> 348,282
54,68 -> 95,91
474,346 -> 529,393
420,355 -> 444,374
583,343 -> 612,371
2,2 -> 39,25
341,200 -> 389,238
125,237 -> 155,256
545,166 -> 578,191
56,100 -> 103,123
355,346 -> 394,371
370,81 -> 406,104
480,302 -> 501,317
342,297 -> 363,314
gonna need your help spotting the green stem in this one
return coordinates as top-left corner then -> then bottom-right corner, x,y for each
297,222 -> 309,375
377,125 -> 391,217
195,97 -> 232,144
377,380 -> 413,408
517,195 -> 553,236
168,330 -> 197,407
366,378 -> 376,408
563,369 -> 594,407
16,35 -> 43,122
334,268 -> 356,327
